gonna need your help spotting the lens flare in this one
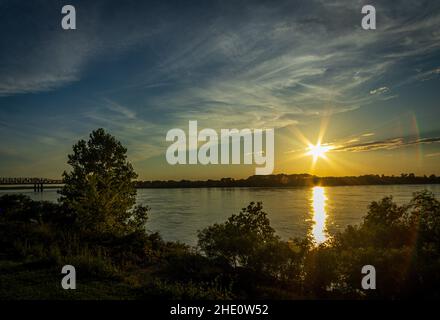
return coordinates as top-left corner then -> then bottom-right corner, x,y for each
306,143 -> 333,163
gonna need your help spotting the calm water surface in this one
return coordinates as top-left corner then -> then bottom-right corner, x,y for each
2,184 -> 440,246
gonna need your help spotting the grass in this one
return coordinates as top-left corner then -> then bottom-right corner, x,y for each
0,260 -> 142,300
0,259 -> 232,300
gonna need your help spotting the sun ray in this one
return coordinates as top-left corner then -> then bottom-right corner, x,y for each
306,142 -> 334,169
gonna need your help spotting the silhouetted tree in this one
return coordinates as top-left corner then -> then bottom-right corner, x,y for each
59,128 -> 148,235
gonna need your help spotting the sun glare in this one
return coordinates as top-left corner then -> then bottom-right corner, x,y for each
306,143 -> 333,162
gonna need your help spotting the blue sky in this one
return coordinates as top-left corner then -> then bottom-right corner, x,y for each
0,0 -> 440,179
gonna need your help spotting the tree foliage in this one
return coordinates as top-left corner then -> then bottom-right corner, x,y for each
59,128 -> 148,235
197,201 -> 309,283
198,202 -> 277,267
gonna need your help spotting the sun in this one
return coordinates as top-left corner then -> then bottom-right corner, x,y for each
306,143 -> 333,162
286,117 -> 336,170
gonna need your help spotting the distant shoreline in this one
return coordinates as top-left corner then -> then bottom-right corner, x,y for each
3,184 -> 440,192
3,174 -> 439,190
134,173 -> 440,188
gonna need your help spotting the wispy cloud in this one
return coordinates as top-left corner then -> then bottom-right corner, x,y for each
426,152 -> 440,158
417,67 -> 440,81
0,1 -> 163,96
370,87 -> 390,95
105,100 -> 137,120
333,136 -> 440,152
1,0 -> 439,128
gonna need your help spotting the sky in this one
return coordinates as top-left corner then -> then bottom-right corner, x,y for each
0,0 -> 439,180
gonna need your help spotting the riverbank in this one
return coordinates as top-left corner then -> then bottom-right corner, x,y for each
1,191 -> 440,299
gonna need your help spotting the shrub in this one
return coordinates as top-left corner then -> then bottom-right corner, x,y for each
197,202 -> 278,268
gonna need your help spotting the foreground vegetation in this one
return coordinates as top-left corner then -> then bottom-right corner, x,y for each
1,129 -> 439,299
1,190 -> 440,299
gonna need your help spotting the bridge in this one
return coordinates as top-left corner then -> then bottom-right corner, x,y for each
0,178 -> 63,192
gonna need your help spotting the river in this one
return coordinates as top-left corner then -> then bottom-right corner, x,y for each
1,184 -> 440,245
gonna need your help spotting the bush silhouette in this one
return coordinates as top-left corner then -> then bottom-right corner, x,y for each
198,202 -> 277,268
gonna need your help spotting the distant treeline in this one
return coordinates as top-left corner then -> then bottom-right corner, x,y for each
136,173 -> 440,188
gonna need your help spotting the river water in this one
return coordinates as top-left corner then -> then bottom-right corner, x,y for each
2,184 -> 440,245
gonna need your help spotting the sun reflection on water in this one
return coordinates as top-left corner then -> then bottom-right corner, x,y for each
310,186 -> 328,244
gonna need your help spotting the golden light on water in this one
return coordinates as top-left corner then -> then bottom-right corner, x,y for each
310,186 -> 328,244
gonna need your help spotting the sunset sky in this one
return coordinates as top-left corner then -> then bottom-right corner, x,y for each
0,0 -> 439,180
